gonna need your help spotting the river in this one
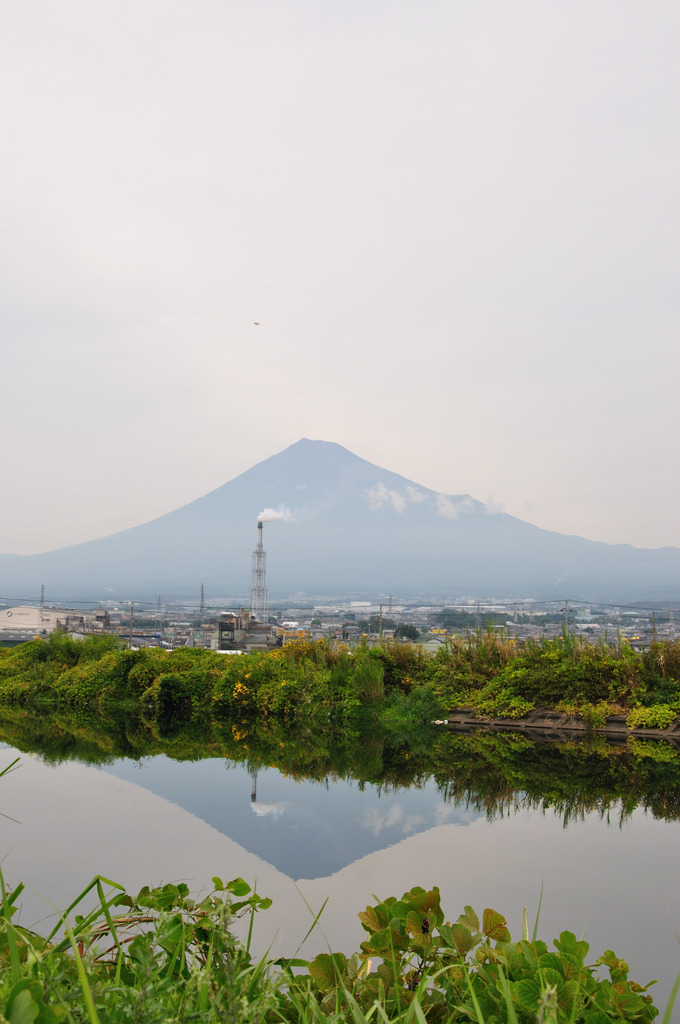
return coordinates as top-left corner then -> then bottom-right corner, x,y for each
1,739 -> 679,1017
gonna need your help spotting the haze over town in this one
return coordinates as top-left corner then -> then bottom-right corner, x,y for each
2,1 -> 679,557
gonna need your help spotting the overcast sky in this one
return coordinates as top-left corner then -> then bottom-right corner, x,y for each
2,0 -> 679,556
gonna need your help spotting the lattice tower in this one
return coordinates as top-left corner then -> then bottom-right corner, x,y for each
249,521 -> 268,623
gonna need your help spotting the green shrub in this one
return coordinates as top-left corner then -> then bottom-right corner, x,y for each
627,705 -> 678,730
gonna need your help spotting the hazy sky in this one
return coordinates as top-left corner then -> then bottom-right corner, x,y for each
2,1 -> 679,556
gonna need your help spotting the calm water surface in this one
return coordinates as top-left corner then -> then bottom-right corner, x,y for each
1,743 -> 679,1016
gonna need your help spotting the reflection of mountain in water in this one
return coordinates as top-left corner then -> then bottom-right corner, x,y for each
101,757 -> 480,879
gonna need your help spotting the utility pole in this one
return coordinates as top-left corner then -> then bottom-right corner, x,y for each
199,583 -> 205,618
564,599 -> 569,633
129,601 -> 135,649
379,604 -> 383,641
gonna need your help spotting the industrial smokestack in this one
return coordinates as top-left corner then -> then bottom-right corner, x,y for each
249,520 -> 268,624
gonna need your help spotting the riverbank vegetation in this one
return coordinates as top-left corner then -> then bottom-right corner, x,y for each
2,632 -> 680,828
1,630 -> 680,729
0,868 -> 666,1023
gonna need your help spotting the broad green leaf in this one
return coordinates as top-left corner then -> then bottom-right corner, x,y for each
512,979 -> 541,1011
387,900 -> 410,924
554,930 -> 589,964
226,877 -> 251,897
440,923 -> 476,956
157,913 -> 185,953
6,980 -> 63,1024
403,885 -> 427,901
405,910 -> 426,937
7,986 -> 40,1024
538,952 -> 567,977
483,908 -> 511,942
308,952 -> 348,992
458,906 -> 480,932
361,927 -> 409,954
358,905 -> 384,933
580,1012 -> 612,1024
410,932 -> 432,954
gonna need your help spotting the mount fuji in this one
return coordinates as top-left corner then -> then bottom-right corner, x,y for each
2,438 -> 680,604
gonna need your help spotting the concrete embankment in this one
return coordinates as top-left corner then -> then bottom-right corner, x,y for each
443,708 -> 680,746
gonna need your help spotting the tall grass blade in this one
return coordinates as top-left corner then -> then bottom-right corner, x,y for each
660,971 -> 680,1024
94,877 -> 125,961
532,882 -> 544,942
48,874 -> 125,948
464,967 -> 487,1024
0,866 -> 21,981
290,886 -> 330,957
67,924 -> 101,1024
0,756 -> 20,777
496,963 -> 519,1024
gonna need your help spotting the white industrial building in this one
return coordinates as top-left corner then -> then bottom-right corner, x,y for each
0,605 -> 110,634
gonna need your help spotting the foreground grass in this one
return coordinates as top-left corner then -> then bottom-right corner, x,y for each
0,871 -> 671,1023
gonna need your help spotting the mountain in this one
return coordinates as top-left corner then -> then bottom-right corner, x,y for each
2,438 -> 680,604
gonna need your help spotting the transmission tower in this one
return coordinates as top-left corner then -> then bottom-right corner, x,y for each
249,521 -> 268,623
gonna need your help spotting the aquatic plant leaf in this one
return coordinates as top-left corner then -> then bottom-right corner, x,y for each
308,952 -> 349,992
458,906 -> 480,932
511,978 -> 541,1011
554,929 -> 589,964
483,908 -> 511,942
5,979 -> 63,1024
358,905 -> 387,933
363,927 -> 409,955
440,923 -> 476,956
226,877 -> 252,898
387,900 -> 409,924
157,913 -> 185,953
405,910 -> 427,937
580,1012 -> 611,1024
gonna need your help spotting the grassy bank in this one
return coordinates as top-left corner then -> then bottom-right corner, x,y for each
0,868 -> 666,1023
1,630 -> 680,729
0,633 -> 441,731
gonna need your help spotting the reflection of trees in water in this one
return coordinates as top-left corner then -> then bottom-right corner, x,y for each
1,705 -> 679,823
430,732 -> 680,824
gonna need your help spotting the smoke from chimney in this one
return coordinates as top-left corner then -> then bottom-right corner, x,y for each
257,506 -> 292,523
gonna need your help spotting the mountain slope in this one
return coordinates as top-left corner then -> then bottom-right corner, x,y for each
2,438 -> 679,603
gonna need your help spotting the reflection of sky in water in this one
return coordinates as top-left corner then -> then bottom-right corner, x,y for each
100,756 -> 479,878
1,743 -> 680,1017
